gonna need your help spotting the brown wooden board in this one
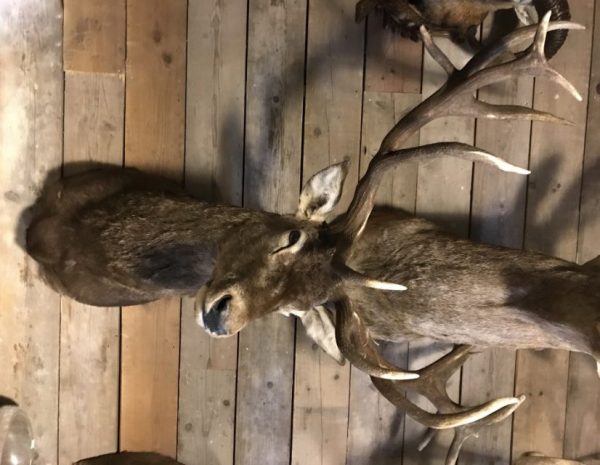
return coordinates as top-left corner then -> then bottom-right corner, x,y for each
346,92 -> 419,465
290,1 -> 364,463
404,38 -> 474,465
365,17 -> 422,94
177,0 -> 247,462
235,0 -> 307,463
565,0 -> 600,458
59,72 -> 125,465
513,0 -> 595,458
0,2 -> 63,464
63,0 -> 126,73
120,0 -> 187,457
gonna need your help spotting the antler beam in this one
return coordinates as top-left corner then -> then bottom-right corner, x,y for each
335,298 -> 524,421
330,13 -> 583,249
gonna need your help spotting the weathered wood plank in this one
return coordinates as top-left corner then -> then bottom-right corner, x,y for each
120,0 -> 187,456
403,340 -> 458,465
59,72 -> 124,465
178,316 -> 238,465
0,1 -> 63,464
404,38 -> 474,465
464,58 -> 534,465
347,342 -> 409,465
565,0 -> 600,458
513,0 -> 595,458
365,17 -> 422,94
235,0 -> 307,463
290,2 -> 363,464
63,0 -> 126,73
177,0 -> 246,462
362,93 -> 420,209
346,92 -> 419,465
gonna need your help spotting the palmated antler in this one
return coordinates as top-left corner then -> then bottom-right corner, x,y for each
329,13 -> 583,254
334,298 -> 525,465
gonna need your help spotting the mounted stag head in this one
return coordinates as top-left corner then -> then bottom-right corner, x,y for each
193,16 -> 597,464
196,15 -> 588,345
25,15 -> 595,465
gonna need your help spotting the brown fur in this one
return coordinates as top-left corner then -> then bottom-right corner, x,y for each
357,0 -> 518,41
26,167 -> 266,306
26,168 -> 600,365
206,206 -> 600,362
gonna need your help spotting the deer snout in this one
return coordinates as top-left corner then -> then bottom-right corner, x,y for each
202,293 -> 232,336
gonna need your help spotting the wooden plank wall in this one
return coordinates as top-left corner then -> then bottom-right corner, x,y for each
0,2 -> 63,465
60,3 -> 125,464
0,1 -> 599,465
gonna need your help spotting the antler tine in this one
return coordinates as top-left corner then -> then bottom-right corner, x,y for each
378,14 -> 581,155
465,20 -> 585,75
420,25 -> 456,75
330,17 -> 580,248
330,143 -> 529,251
455,100 -> 574,125
334,298 -> 419,380
442,398 -> 525,465
334,298 -> 525,427
372,374 -> 523,429
370,343 -> 525,429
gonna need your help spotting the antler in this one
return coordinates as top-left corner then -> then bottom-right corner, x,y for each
334,298 -> 525,465
329,13 -> 583,250
372,356 -> 524,465
335,298 -> 524,419
325,14 -> 583,465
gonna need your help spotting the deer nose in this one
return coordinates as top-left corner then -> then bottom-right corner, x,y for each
203,294 -> 232,336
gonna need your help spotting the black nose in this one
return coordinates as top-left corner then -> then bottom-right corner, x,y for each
203,294 -> 232,335
210,294 -> 231,314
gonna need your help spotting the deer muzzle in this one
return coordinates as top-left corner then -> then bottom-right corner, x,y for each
202,293 -> 232,336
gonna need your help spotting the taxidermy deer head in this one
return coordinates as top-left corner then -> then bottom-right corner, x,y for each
194,16 -> 596,464
26,14 -> 594,465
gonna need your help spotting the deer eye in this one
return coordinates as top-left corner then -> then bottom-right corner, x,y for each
271,229 -> 305,255
288,230 -> 301,246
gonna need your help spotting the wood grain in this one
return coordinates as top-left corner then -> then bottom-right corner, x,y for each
177,0 -> 247,462
0,2 -> 63,464
59,72 -> 124,465
347,342 -> 408,465
120,0 -> 187,456
63,0 -> 126,73
235,0 -> 307,463
513,0 -> 595,458
290,1 -> 363,463
565,0 -> 600,458
365,17 -> 422,94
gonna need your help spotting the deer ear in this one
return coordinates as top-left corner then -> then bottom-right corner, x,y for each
296,160 -> 349,222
